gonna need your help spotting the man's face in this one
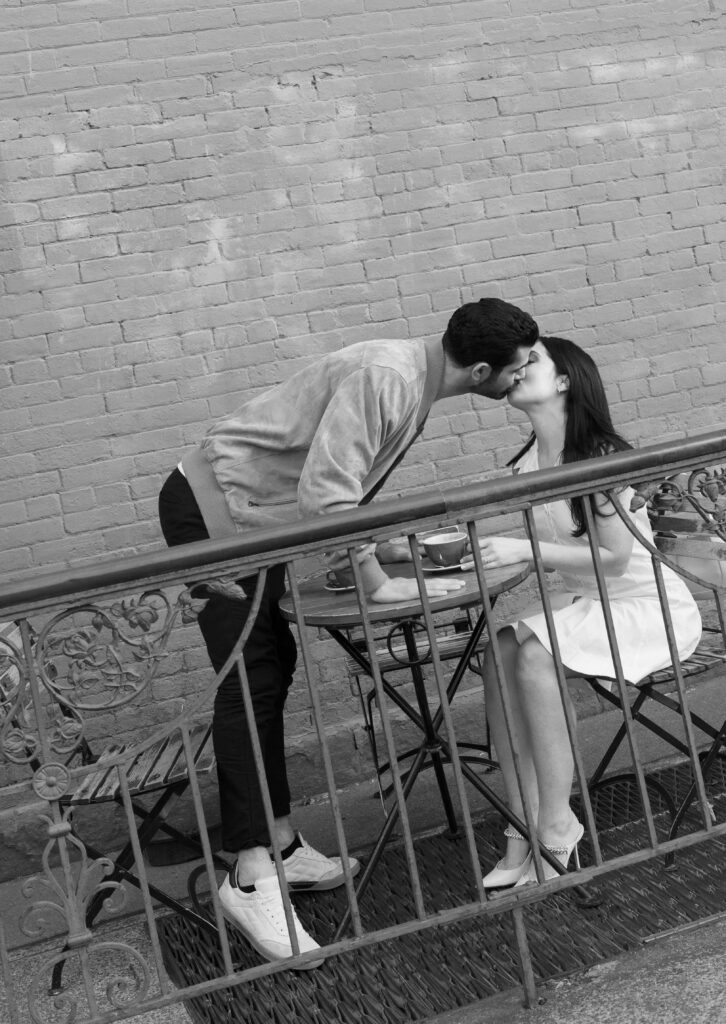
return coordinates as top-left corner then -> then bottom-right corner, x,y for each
469,345 -> 533,400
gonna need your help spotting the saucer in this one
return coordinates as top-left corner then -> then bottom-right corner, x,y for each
324,583 -> 356,592
422,560 -> 470,573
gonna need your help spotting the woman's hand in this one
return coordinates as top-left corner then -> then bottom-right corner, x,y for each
461,536 -> 533,571
369,575 -> 465,604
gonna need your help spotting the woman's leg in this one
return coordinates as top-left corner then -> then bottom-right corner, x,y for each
484,626 -> 539,868
514,635 -> 577,846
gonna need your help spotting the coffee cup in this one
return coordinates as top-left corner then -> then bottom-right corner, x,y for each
422,530 -> 469,567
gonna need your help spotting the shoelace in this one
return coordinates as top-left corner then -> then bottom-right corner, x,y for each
258,888 -> 304,935
296,841 -> 332,864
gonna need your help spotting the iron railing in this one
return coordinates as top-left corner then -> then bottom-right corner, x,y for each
0,428 -> 725,1023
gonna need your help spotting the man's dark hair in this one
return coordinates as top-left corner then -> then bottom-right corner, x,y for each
442,297 -> 538,370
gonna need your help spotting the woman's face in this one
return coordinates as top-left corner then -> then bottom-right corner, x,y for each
507,340 -> 566,409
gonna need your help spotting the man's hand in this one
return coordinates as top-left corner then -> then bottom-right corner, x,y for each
376,537 -> 414,563
460,536 -> 533,571
369,575 -> 466,604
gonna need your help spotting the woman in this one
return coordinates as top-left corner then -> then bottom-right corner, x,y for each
468,337 -> 701,888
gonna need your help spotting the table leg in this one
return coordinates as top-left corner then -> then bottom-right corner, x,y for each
332,740 -> 430,941
402,620 -> 460,837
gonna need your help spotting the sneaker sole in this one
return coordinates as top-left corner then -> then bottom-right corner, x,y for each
287,861 -> 361,892
220,907 -> 324,971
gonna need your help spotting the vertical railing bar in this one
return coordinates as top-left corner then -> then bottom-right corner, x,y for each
18,618 -> 53,765
16,622 -> 102,1010
193,564 -> 311,966
286,558 -> 363,937
583,495 -> 658,848
651,555 -> 712,828
0,919 -> 19,1024
714,587 -> 726,631
467,516 -> 543,883
348,542 -> 427,921
176,733 -> 235,970
234,637 -> 304,959
524,507 -> 605,870
76,945 -> 100,1021
510,906 -> 538,1008
409,527 -> 483,901
176,722 -> 236,974
116,764 -> 174,995
46,805 -> 100,1013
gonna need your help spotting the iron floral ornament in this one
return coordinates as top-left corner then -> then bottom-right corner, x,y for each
19,811 -> 150,1024
35,592 -> 177,713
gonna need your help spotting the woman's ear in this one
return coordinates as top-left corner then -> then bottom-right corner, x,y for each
556,376 -> 569,393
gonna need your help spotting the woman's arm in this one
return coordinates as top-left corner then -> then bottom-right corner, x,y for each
464,491 -> 635,577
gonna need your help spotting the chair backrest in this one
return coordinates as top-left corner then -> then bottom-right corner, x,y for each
645,466 -> 726,595
0,590 -> 201,780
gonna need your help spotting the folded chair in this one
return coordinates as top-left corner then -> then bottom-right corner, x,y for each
583,466 -> 726,847
0,613 -> 226,993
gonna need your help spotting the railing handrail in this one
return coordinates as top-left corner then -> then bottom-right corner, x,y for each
3,427 -> 725,614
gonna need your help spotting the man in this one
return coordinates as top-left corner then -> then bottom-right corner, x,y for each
158,296 -> 538,967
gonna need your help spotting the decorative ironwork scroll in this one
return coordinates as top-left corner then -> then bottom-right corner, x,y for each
649,465 -> 726,542
15,808 -> 153,1024
35,591 -> 178,713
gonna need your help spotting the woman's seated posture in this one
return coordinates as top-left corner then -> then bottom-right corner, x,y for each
467,337 -> 702,889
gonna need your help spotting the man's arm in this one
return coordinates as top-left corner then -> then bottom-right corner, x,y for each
301,367 -> 464,601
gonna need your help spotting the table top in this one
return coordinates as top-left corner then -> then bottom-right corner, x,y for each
279,561 -> 531,629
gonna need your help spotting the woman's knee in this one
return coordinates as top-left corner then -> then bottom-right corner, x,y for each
485,625 -> 517,661
515,636 -> 554,684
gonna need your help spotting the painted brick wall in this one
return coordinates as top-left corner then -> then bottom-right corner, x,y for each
2,0 -> 726,577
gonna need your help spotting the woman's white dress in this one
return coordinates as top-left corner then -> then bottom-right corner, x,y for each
509,443 -> 702,683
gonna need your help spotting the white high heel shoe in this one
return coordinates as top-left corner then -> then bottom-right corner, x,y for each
514,816 -> 584,888
482,825 -> 532,889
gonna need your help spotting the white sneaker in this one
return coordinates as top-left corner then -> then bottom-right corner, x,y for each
280,832 -> 361,891
218,870 -> 324,969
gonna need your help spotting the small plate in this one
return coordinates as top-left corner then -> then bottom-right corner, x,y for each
422,560 -> 471,573
324,583 -> 356,592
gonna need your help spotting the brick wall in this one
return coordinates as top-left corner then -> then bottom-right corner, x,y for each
2,1 -> 726,844
2,0 -> 726,576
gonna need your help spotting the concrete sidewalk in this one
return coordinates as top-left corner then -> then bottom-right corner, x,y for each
429,915 -> 726,1024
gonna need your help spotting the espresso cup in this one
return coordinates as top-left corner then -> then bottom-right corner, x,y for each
422,530 -> 469,567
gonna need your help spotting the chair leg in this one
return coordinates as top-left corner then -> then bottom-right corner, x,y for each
664,716 -> 726,867
587,685 -> 651,788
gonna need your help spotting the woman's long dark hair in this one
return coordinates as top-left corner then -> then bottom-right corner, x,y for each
508,336 -> 632,537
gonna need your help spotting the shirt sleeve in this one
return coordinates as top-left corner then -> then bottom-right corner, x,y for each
297,364 -> 414,519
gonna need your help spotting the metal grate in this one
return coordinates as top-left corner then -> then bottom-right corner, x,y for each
158,759 -> 726,1024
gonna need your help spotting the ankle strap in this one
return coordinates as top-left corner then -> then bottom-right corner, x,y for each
503,824 -> 527,842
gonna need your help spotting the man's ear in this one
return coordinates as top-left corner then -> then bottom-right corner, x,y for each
469,362 -> 493,385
